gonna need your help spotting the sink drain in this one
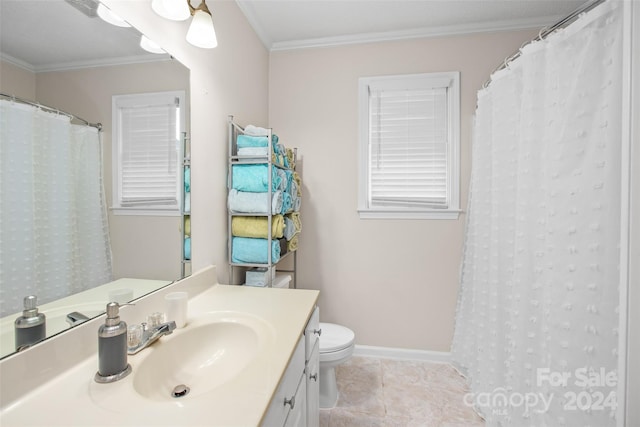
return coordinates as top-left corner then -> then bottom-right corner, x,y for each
171,384 -> 190,398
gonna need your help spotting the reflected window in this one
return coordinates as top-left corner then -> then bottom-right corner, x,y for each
112,91 -> 185,215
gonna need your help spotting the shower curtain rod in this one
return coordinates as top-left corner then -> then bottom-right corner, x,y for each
0,92 -> 102,130
482,0 -> 606,89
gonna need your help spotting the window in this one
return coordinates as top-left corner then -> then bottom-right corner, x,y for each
112,91 -> 185,215
358,72 -> 460,219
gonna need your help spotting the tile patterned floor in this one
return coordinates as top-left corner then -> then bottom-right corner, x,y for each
319,356 -> 485,427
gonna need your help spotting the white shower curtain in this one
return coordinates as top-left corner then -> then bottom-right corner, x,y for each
452,2 -> 623,426
0,100 -> 112,317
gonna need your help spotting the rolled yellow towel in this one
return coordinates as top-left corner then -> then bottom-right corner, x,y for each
287,234 -> 299,252
232,215 -> 284,239
184,217 -> 191,236
293,171 -> 302,196
286,212 -> 302,233
286,148 -> 295,169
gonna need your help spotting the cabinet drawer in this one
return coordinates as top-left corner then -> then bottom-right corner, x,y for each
262,337 -> 305,427
304,306 -> 320,361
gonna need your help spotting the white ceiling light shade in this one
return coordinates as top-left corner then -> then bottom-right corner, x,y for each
151,0 -> 190,21
152,0 -> 218,49
140,35 -> 166,54
97,3 -> 131,28
186,6 -> 217,49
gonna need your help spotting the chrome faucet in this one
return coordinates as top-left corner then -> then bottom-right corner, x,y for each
66,311 -> 90,326
127,321 -> 176,355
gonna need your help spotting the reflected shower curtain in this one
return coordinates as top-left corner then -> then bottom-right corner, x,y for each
0,100 -> 112,317
452,2 -> 622,426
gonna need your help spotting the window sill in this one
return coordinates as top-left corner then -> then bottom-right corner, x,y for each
110,207 -> 181,217
358,208 -> 462,220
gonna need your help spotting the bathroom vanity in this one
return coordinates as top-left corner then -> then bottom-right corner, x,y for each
0,266 -> 320,426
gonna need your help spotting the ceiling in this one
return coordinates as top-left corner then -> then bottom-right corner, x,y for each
0,0 -> 168,73
0,0 -> 589,72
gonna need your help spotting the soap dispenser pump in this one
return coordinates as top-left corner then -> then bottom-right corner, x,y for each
14,295 -> 46,351
94,302 -> 132,383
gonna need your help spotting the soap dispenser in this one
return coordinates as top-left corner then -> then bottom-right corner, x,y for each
94,302 -> 132,383
14,295 -> 46,351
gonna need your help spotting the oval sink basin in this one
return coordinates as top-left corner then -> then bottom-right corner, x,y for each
132,318 -> 263,402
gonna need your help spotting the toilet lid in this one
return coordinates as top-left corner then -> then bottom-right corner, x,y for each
319,322 -> 355,353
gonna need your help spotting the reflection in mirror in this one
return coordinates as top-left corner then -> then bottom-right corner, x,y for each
0,0 -> 191,358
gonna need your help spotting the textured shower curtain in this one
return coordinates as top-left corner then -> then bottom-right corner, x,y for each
452,2 -> 623,426
0,100 -> 112,317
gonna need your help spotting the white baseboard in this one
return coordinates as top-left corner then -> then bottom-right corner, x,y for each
353,345 -> 452,364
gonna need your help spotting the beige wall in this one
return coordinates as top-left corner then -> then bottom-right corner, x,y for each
103,0 -> 269,283
35,60 -> 190,281
0,60 -> 36,99
269,31 -> 536,351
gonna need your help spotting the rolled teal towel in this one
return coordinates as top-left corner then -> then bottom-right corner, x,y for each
232,164 -> 281,193
184,237 -> 191,260
237,134 -> 279,149
237,135 -> 268,148
232,237 -> 280,264
184,166 -> 191,193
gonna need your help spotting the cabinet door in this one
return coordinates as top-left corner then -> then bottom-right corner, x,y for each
284,374 -> 307,427
306,340 -> 320,427
262,338 -> 305,427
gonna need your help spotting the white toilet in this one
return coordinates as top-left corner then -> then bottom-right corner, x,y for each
318,322 -> 355,409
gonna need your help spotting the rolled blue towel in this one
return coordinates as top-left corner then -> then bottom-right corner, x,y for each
284,169 -> 293,193
281,192 -> 292,214
232,164 -> 281,193
232,237 -> 280,264
277,168 -> 287,191
284,218 -> 296,240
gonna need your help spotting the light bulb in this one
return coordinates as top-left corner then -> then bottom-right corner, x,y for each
97,3 -> 131,28
140,35 -> 165,54
152,0 -> 190,21
186,9 -> 217,49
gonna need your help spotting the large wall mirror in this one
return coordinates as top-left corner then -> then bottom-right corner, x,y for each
0,0 -> 190,359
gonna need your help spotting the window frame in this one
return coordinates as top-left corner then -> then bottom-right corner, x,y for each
358,72 -> 461,220
111,91 -> 185,216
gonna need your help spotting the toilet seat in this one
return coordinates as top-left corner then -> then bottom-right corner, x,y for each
319,322 -> 355,353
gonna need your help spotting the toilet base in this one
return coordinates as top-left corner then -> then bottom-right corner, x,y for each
319,365 -> 338,409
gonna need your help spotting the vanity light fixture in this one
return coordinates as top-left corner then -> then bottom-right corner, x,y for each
151,0 -> 190,21
96,3 -> 131,28
151,0 -> 218,49
186,0 -> 217,49
140,35 -> 166,54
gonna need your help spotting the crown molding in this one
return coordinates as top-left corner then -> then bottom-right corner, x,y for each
234,0 -> 565,53
1,52 -> 172,73
270,15 -> 562,52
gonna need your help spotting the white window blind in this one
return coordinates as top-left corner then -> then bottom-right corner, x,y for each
369,86 -> 448,208
112,91 -> 185,213
358,72 -> 460,220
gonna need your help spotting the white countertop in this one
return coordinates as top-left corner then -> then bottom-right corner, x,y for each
0,269 -> 319,427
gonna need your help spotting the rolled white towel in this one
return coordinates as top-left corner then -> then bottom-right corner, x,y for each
244,124 -> 270,137
228,189 -> 283,214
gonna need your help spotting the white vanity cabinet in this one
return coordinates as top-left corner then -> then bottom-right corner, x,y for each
262,306 -> 320,427
304,307 -> 320,427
